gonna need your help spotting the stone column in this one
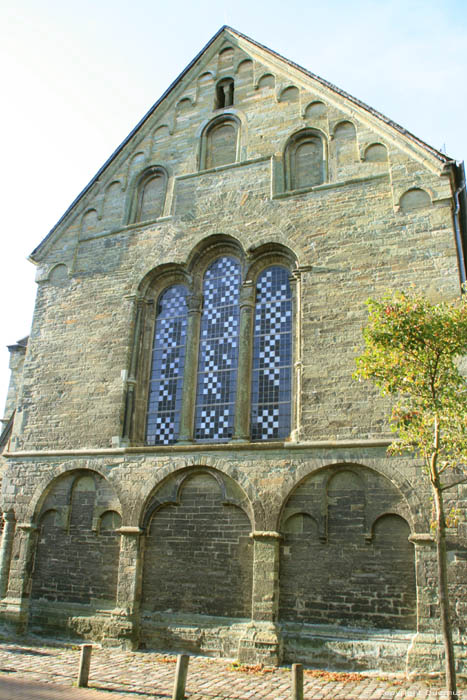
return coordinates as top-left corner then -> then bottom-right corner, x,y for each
178,294 -> 202,443
0,511 -> 16,598
238,531 -> 282,665
233,282 -> 255,441
115,526 -> 144,648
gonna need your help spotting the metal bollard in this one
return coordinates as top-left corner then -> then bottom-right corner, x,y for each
77,644 -> 93,688
172,653 -> 190,700
291,663 -> 304,700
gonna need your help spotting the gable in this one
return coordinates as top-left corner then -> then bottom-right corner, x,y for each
30,25 -> 457,271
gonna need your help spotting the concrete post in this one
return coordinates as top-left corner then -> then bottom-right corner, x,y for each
172,654 -> 189,700
233,282 -> 254,441
77,644 -> 92,687
291,663 -> 304,700
178,294 -> 202,443
0,511 -> 16,598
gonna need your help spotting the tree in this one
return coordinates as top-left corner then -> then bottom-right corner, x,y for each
354,289 -> 467,700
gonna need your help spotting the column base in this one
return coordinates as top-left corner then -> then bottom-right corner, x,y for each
407,631 -> 467,676
237,622 -> 283,666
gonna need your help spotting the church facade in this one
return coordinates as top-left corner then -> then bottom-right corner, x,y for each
1,27 -> 466,672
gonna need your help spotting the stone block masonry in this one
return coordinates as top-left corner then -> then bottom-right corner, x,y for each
1,26 -> 466,673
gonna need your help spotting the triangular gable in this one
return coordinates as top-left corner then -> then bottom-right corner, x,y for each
30,25 -> 454,261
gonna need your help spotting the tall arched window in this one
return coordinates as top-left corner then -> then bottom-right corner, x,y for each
146,285 -> 188,445
285,130 -> 325,190
140,243 -> 297,446
251,266 -> 292,440
194,256 -> 241,441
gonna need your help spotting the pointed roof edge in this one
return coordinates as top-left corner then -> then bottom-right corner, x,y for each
30,25 -> 456,261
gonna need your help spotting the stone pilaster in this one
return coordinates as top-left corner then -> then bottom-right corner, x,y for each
0,511 -> 16,598
10,523 -> 38,633
238,531 -> 282,665
115,526 -> 144,648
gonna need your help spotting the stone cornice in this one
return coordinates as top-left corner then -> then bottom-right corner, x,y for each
4,438 -> 392,459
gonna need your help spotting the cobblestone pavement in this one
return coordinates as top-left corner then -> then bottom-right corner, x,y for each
0,638 -> 465,699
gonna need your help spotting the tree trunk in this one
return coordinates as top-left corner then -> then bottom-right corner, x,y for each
432,482 -> 458,700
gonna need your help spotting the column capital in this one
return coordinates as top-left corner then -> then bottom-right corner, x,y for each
249,530 -> 282,540
187,293 -> 203,313
116,526 -> 143,536
17,523 -> 37,532
408,533 -> 435,545
2,511 -> 16,523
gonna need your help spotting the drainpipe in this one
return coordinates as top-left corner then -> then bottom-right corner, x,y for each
450,161 -> 467,290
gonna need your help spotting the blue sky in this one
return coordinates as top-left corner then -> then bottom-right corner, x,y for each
1,0 -> 467,413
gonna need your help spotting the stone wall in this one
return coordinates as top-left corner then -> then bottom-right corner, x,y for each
1,28 -> 465,673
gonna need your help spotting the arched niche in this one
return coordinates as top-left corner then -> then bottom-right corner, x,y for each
334,120 -> 358,167
304,101 -> 327,119
140,467 -> 253,626
201,115 -> 239,170
103,181 -> 124,223
29,469 -> 122,631
257,73 -> 275,91
400,188 -> 431,213
130,166 -> 168,223
48,264 -> 69,287
284,129 -> 326,190
278,463 -> 416,631
279,86 -> 299,103
218,46 -> 235,71
81,209 -> 98,236
364,143 -> 387,162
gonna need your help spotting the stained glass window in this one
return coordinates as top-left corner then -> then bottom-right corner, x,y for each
146,285 -> 188,445
194,257 -> 241,441
251,266 -> 292,440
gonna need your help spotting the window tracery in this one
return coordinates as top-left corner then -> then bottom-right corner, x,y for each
136,243 -> 298,446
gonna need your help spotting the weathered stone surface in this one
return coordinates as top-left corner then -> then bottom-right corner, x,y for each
0,27 -> 465,674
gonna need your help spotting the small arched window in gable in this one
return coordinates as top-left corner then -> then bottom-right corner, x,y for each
203,117 -> 239,170
215,78 -> 234,109
251,266 -> 292,441
285,130 -> 325,190
146,285 -> 188,445
135,168 -> 167,223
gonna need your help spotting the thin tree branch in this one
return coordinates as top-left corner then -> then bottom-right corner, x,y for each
440,476 -> 467,492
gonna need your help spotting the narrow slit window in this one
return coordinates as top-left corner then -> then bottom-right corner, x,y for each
146,285 -> 188,445
251,266 -> 292,440
194,256 -> 241,441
